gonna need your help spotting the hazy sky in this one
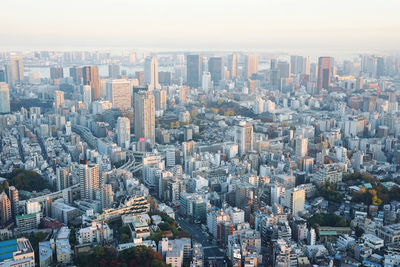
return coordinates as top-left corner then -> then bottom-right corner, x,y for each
2,0 -> 400,55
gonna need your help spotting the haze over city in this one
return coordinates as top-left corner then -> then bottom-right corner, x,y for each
2,0 -> 400,55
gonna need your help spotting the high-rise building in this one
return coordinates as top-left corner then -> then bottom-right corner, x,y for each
202,72 -> 212,93
69,66 -> 83,84
55,90 -> 64,112
134,91 -> 155,143
144,56 -> 160,90
50,66 -> 64,80
108,64 -> 120,78
235,121 -> 253,156
154,89 -> 167,111
8,186 -> 18,223
0,70 -> 5,82
228,54 -> 238,79
0,83 -> 10,113
376,57 -> 385,77
116,117 -> 130,149
79,163 -> 100,201
0,191 -> 11,226
284,187 -> 305,215
106,79 -> 131,109
244,55 -> 258,78
83,66 -> 100,100
83,85 -> 92,105
290,55 -> 305,74
187,55 -> 202,88
208,57 -> 224,86
56,167 -> 70,191
5,55 -> 24,87
317,57 -> 332,90
101,184 -> 114,211
278,61 -> 291,78
295,137 -> 308,157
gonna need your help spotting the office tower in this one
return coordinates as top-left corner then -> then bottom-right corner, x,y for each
317,57 -> 332,90
228,54 -> 238,79
376,57 -> 385,77
0,70 -> 5,82
69,66 -> 83,84
202,72 -> 212,93
244,55 -> 258,78
116,117 -> 130,149
144,56 -> 161,90
303,56 -> 311,75
83,66 -> 100,100
154,89 -> 167,111
0,192 -> 11,226
101,184 -> 114,210
0,83 -> 10,114
79,163 -> 100,201
50,66 -> 64,80
208,57 -> 224,86
55,90 -> 64,112
278,61 -> 291,78
56,167 -> 70,191
270,59 -> 278,70
235,121 -> 253,156
284,187 -> 305,215
129,53 -> 136,64
108,64 -> 120,78
295,137 -> 308,157
290,55 -> 306,74
134,91 -> 155,143
187,55 -> 202,88
106,79 -> 131,109
83,85 -> 92,105
5,55 -> 24,87
8,186 -> 18,223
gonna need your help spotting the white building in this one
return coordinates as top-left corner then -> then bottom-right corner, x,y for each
78,221 -> 113,245
116,117 -> 130,149
0,82 -> 10,113
106,79 -> 131,109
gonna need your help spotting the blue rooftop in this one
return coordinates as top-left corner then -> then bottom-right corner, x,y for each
0,239 -> 18,262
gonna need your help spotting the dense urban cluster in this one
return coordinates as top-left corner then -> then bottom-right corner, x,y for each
0,51 -> 400,267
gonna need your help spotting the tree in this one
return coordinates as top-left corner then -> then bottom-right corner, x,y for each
94,246 -> 106,258
355,226 -> 364,238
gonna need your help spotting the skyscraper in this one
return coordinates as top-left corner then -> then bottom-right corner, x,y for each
295,137 -> 308,157
106,79 -> 131,109
202,72 -> 212,93
0,191 -> 11,227
69,66 -> 83,84
0,83 -> 10,114
144,56 -> 161,90
228,54 -> 238,79
154,89 -> 167,111
50,66 -> 64,80
8,186 -> 18,223
284,187 -> 305,215
55,90 -> 64,113
208,57 -> 224,86
56,167 -> 70,191
83,85 -> 92,105
235,121 -> 253,156
5,55 -> 24,87
134,91 -> 155,143
278,61 -> 291,78
83,66 -> 100,100
79,163 -> 100,201
187,55 -> 202,88
317,57 -> 332,90
244,55 -> 258,78
116,117 -> 131,149
108,64 -> 120,78
101,184 -> 114,211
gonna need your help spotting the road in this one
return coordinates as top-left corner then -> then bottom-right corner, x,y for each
175,215 -> 209,246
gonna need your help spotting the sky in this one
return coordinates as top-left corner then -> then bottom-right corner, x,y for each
2,0 -> 400,55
